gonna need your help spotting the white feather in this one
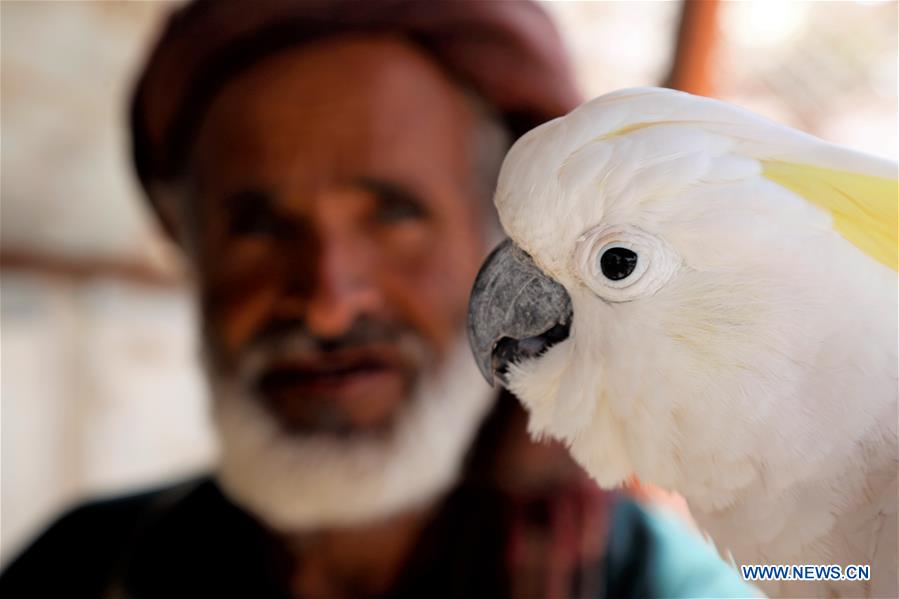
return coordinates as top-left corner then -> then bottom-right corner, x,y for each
496,87 -> 897,598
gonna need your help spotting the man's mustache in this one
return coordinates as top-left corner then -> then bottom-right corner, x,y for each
232,316 -> 433,383
251,316 -> 414,353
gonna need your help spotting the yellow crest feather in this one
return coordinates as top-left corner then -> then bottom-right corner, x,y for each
761,160 -> 898,271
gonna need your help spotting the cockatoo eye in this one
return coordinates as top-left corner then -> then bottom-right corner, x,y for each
575,225 -> 679,302
599,247 -> 638,280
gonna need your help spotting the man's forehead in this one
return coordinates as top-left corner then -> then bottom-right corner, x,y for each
190,34 -> 476,191
194,35 -> 475,147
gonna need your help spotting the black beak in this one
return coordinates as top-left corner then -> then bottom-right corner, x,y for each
467,239 -> 573,386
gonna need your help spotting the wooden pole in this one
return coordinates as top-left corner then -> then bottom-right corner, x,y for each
665,0 -> 721,97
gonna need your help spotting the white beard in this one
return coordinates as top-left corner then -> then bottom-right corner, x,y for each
210,339 -> 495,532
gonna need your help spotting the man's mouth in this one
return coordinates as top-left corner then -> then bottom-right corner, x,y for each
247,345 -> 416,433
255,358 -> 399,395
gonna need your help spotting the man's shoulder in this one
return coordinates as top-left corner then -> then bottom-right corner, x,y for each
37,475 -> 212,537
0,476 -> 219,597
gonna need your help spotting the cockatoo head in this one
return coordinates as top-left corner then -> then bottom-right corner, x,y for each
467,87 -> 896,492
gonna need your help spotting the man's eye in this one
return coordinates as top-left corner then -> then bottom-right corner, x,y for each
356,178 -> 429,224
226,190 -> 283,237
375,196 -> 427,223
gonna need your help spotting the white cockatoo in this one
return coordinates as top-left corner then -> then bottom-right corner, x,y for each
468,87 -> 897,598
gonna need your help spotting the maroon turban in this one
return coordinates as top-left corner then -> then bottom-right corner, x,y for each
130,0 -> 582,207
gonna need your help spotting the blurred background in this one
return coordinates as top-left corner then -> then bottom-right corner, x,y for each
1,0 -> 896,565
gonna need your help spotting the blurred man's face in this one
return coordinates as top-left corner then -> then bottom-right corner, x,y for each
187,36 -> 490,435
178,35 -> 500,529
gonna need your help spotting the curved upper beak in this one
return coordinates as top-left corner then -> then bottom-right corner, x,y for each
467,239 -> 573,386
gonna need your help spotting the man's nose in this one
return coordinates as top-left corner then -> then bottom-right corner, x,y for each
301,236 -> 383,338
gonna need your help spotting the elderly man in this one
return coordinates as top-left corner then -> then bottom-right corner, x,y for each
2,2 -> 755,597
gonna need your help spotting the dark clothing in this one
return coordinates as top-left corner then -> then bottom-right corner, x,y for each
1,479 -> 288,598
1,476 -> 664,599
